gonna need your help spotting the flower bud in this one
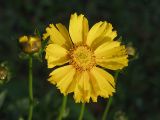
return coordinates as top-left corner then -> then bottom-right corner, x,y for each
114,110 -> 128,120
126,44 -> 136,56
0,62 -> 11,85
19,36 -> 41,54
0,66 -> 8,81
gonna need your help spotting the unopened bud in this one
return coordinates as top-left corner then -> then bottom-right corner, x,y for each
0,62 -> 11,85
19,36 -> 41,54
0,66 -> 8,80
114,111 -> 128,120
126,43 -> 136,56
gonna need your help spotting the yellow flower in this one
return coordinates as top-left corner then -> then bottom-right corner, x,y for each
19,35 -> 41,54
43,13 -> 128,103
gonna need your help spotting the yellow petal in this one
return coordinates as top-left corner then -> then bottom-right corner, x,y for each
92,67 -> 115,87
66,72 -> 79,94
19,36 -> 28,42
69,13 -> 89,44
94,41 -> 121,55
90,67 -> 115,98
86,21 -> 106,46
95,42 -> 128,70
86,22 -> 117,49
90,36 -> 112,50
90,85 -> 98,102
97,56 -> 128,70
105,23 -> 117,39
96,45 -> 127,58
45,44 -> 69,68
49,65 -> 72,83
74,71 -> 91,103
56,23 -> 73,48
48,65 -> 76,95
88,74 -> 99,102
83,17 -> 89,42
43,24 -> 71,49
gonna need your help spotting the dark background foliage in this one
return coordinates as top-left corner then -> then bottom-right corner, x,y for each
0,0 -> 160,120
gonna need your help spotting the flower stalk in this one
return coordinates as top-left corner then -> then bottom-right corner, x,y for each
28,56 -> 34,120
102,97 -> 113,120
78,103 -> 85,120
58,96 -> 67,120
102,70 -> 120,120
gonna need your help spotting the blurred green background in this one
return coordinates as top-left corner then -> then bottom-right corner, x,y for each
0,0 -> 160,120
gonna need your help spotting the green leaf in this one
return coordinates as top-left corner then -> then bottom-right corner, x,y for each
0,90 -> 7,109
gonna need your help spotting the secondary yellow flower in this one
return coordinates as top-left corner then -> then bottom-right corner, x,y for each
43,13 -> 128,103
19,35 -> 41,54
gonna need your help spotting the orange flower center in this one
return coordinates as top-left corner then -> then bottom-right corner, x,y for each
69,45 -> 96,71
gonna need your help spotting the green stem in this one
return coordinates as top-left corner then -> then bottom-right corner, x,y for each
28,56 -> 33,120
58,96 -> 67,120
102,97 -> 113,120
114,70 -> 120,82
102,70 -> 120,120
78,103 -> 85,120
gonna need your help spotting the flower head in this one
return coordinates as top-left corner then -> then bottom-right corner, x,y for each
19,35 -> 41,54
43,13 -> 128,103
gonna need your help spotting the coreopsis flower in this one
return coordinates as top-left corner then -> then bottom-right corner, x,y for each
43,13 -> 128,103
19,35 -> 41,54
